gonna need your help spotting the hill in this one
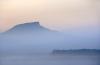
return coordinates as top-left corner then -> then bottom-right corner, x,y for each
0,22 -> 66,54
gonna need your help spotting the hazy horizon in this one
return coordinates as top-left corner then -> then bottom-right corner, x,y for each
0,1 -> 100,65
0,0 -> 100,51
0,22 -> 99,49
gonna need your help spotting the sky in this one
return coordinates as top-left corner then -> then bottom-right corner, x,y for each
0,0 -> 100,32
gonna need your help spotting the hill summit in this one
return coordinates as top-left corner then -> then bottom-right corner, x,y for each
4,22 -> 53,34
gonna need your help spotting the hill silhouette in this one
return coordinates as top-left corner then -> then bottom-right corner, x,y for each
0,22 -> 66,54
3,22 -> 56,34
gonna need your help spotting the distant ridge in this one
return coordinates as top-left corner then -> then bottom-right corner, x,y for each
52,49 -> 100,55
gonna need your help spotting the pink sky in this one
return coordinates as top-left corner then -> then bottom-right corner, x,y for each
0,0 -> 100,32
